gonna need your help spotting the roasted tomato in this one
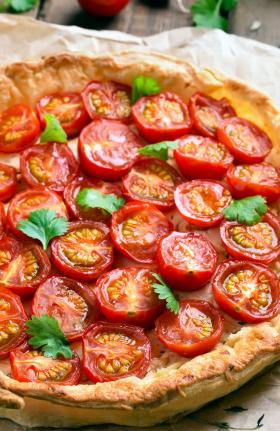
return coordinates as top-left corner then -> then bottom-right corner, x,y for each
122,158 -> 182,211
0,163 -> 17,202
0,237 -> 51,296
132,92 -> 192,143
7,189 -> 68,239
155,300 -> 224,357
36,92 -> 89,138
64,176 -> 123,222
78,0 -> 130,16
217,117 -> 272,164
32,276 -> 100,341
10,350 -> 81,385
51,221 -> 113,281
20,142 -> 79,194
96,268 -> 163,328
81,81 -> 131,123
188,92 -> 236,138
111,202 -> 173,264
226,163 -> 280,203
0,201 -> 5,240
78,119 -> 142,180
157,232 -> 218,291
175,180 -> 231,228
174,135 -> 233,180
212,260 -> 280,323
220,212 -> 280,264
0,104 -> 40,153
82,321 -> 151,382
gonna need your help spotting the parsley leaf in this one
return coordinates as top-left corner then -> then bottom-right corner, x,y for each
138,141 -> 177,161
17,209 -> 69,250
151,273 -> 180,314
221,0 -> 238,12
76,189 -> 125,215
26,315 -> 72,359
40,113 -> 67,144
223,196 -> 268,226
191,0 -> 238,31
131,76 -> 160,104
0,0 -> 37,12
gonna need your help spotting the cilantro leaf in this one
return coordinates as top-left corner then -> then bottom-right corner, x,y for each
26,315 -> 72,359
17,209 -> 69,250
76,189 -> 125,215
131,76 -> 160,104
138,141 -> 177,161
191,0 -> 238,31
151,273 -> 180,314
0,0 -> 37,12
223,196 -> 268,226
40,113 -> 67,144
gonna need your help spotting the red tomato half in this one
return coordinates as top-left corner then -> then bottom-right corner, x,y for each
111,202 -> 173,264
82,321 -> 151,382
174,135 -> 233,180
174,180 -> 231,228
217,117 -> 272,164
78,119 -> 142,180
78,0 -> 130,16
0,201 -> 5,240
20,143 -> 79,194
51,221 -> 114,281
226,163 -> 280,203
10,350 -> 81,385
0,163 -> 17,202
82,81 -> 131,123
212,260 -> 280,323
155,300 -> 224,357
0,104 -> 40,153
220,212 -> 280,264
188,92 -> 236,138
132,92 -> 192,143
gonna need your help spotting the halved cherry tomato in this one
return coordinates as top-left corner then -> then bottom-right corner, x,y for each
220,212 -> 280,264
78,0 -> 130,17
0,237 -> 51,296
96,268 -> 163,328
36,92 -> 90,138
82,81 -> 131,123
51,221 -> 113,281
20,143 -> 79,194
174,180 -> 231,228
174,135 -> 233,180
132,92 -> 192,143
226,163 -> 280,203
122,158 -> 182,211
82,321 -> 151,382
78,119 -> 142,180
10,350 -> 81,385
212,260 -> 280,323
111,202 -> 173,264
157,232 -> 218,291
0,202 -> 5,240
155,300 -> 224,357
0,163 -> 17,202
188,93 -> 236,138
0,104 -> 40,153
7,189 -> 68,239
217,117 -> 272,164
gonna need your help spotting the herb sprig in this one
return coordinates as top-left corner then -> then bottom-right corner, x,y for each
40,113 -> 67,144
138,141 -> 177,161
223,196 -> 268,226
76,189 -> 125,215
131,76 -> 160,104
191,0 -> 239,31
151,273 -> 180,314
0,0 -> 36,13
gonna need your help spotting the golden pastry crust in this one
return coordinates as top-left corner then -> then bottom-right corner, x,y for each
0,51 -> 280,428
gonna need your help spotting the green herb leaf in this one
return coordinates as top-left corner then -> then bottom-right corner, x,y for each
26,315 -> 72,359
151,273 -> 180,314
138,141 -> 177,161
224,406 -> 248,413
131,76 -> 160,104
221,0 -> 238,12
1,0 -> 37,12
76,189 -> 125,215
223,195 -> 268,226
17,209 -> 69,250
191,0 -> 238,31
40,113 -> 67,144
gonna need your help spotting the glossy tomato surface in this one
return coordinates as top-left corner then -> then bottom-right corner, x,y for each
82,321 -> 151,382
78,0 -> 129,16
0,163 -> 17,202
212,260 -> 280,323
0,201 -> 5,240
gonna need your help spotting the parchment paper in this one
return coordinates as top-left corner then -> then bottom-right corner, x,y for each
0,14 -> 280,431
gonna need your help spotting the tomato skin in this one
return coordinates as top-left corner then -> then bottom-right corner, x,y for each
174,135 -> 233,180
132,92 -> 192,143
212,260 -> 280,323
0,163 -> 17,202
0,201 -> 6,240
78,0 -> 129,16
82,321 -> 151,382
155,300 -> 224,357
